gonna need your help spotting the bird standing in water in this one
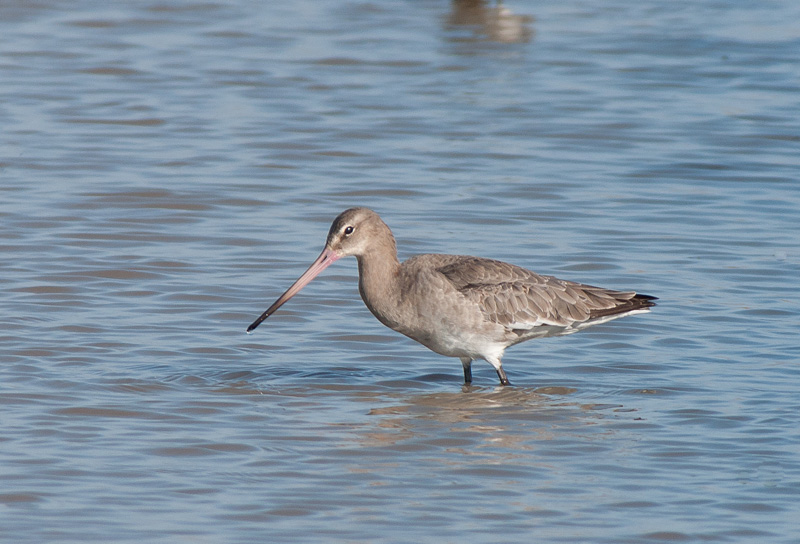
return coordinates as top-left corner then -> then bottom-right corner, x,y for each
247,208 -> 656,385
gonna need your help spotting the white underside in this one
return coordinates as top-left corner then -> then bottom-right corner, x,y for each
452,307 -> 652,364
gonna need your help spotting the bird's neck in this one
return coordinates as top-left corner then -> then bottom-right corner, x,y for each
356,243 -> 402,327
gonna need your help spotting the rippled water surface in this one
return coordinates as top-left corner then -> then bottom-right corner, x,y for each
2,1 -> 799,542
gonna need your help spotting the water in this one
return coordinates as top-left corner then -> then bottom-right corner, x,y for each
2,0 -> 799,542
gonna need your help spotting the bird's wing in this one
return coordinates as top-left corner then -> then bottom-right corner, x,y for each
436,256 -> 641,330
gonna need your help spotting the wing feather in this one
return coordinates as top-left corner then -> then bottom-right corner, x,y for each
436,256 -> 655,332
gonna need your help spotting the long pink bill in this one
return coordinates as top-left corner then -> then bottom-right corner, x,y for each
246,247 -> 340,333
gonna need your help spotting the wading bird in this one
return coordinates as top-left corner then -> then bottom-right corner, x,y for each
248,208 -> 656,385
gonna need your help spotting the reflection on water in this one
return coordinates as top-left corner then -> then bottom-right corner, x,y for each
447,0 -> 534,43
356,386 -> 633,456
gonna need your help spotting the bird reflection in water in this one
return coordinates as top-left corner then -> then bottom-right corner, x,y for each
447,0 -> 534,43
358,386 -> 627,454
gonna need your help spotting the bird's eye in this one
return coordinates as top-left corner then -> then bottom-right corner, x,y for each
344,225 -> 354,236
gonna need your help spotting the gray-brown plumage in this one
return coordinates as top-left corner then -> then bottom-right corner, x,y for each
248,207 -> 656,385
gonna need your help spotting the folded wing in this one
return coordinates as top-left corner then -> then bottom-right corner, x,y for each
436,256 -> 656,333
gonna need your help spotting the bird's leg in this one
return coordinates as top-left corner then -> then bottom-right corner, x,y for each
495,367 -> 511,386
460,357 -> 473,384
485,356 -> 511,386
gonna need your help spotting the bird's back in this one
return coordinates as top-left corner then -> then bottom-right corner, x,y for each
412,254 -> 656,340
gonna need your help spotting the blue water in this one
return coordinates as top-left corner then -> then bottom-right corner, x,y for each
2,1 -> 799,542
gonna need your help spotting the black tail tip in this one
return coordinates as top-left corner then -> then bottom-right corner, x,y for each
635,293 -> 658,306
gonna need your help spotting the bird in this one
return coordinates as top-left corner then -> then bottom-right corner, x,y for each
247,207 -> 656,386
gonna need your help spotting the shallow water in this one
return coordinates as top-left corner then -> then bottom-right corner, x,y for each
2,0 -> 799,542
